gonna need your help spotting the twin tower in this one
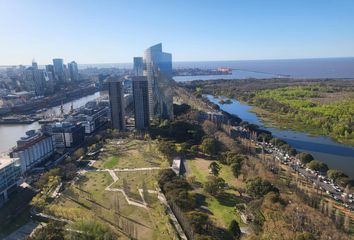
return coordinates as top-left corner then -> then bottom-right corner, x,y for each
108,43 -> 174,130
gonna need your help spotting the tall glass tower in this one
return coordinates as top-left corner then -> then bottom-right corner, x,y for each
143,43 -> 173,120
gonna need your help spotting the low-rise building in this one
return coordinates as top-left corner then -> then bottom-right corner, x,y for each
11,130 -> 54,173
49,122 -> 85,148
199,111 -> 229,127
0,157 -> 22,206
68,104 -> 109,134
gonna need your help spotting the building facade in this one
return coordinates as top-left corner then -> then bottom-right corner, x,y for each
108,78 -> 125,130
133,57 -> 144,76
52,58 -> 65,83
0,157 -> 22,206
68,61 -> 79,82
143,43 -> 173,120
50,122 -> 85,148
132,76 -> 149,129
11,130 -> 54,173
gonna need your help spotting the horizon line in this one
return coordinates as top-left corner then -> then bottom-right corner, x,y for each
1,56 -> 354,67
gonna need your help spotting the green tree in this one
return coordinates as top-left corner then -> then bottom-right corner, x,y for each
186,211 -> 210,234
200,137 -> 219,156
208,162 -> 221,176
296,152 -> 314,164
307,160 -> 329,172
229,220 -> 241,239
230,162 -> 242,178
204,176 -> 225,196
158,140 -> 177,161
26,222 -> 64,240
246,177 -> 279,198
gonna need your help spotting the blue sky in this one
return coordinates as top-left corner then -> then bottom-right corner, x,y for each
0,0 -> 354,65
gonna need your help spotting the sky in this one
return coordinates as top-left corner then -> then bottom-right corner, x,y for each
0,0 -> 354,65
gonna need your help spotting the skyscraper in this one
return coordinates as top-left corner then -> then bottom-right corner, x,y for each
143,43 -> 173,120
68,61 -> 79,82
52,58 -> 65,83
108,77 -> 125,130
132,76 -> 149,129
133,57 -> 144,76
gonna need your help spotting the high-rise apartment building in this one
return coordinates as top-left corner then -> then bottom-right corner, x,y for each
53,58 -> 65,83
133,57 -> 144,76
108,77 -> 125,130
68,61 -> 79,82
132,76 -> 149,129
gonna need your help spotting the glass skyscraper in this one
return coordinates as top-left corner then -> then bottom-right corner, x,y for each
143,43 -> 173,120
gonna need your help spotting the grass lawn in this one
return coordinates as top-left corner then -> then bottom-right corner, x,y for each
94,139 -> 169,170
187,158 -> 245,228
188,158 -> 245,188
206,190 -> 245,228
45,138 -> 176,240
111,171 -> 158,200
103,156 -> 120,169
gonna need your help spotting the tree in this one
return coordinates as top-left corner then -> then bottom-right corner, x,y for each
158,169 -> 177,187
208,162 -> 221,176
335,209 -> 342,228
344,214 -> 351,232
123,178 -> 130,195
200,137 -> 219,156
186,211 -> 210,234
142,180 -> 149,206
327,169 -> 348,181
230,162 -> 242,178
307,160 -> 329,173
229,220 -> 241,239
296,152 -> 314,164
246,177 -> 279,198
158,140 -> 177,161
73,147 -> 85,160
202,120 -> 218,135
204,176 -> 225,196
26,222 -> 64,240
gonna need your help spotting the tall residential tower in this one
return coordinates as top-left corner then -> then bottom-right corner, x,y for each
132,76 -> 149,129
108,77 -> 125,130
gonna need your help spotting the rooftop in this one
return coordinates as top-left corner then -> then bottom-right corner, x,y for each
0,157 -> 19,170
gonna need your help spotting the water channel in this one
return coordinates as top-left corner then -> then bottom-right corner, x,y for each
207,95 -> 354,178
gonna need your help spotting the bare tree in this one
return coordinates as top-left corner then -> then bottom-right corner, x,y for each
141,180 -> 149,206
344,214 -> 351,233
334,209 -> 342,229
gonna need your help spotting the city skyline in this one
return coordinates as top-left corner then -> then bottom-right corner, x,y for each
1,0 -> 354,65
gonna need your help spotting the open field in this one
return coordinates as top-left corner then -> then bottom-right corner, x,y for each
94,139 -> 169,169
45,138 -> 176,240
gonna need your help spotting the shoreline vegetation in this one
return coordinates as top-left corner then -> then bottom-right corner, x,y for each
181,78 -> 354,147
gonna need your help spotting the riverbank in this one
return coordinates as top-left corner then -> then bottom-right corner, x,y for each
2,85 -> 99,117
206,94 -> 354,179
249,106 -> 354,146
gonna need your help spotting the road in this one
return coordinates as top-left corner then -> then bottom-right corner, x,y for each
260,142 -> 354,211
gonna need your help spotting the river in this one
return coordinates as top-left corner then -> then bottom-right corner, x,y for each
0,92 -> 103,154
207,95 -> 354,178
